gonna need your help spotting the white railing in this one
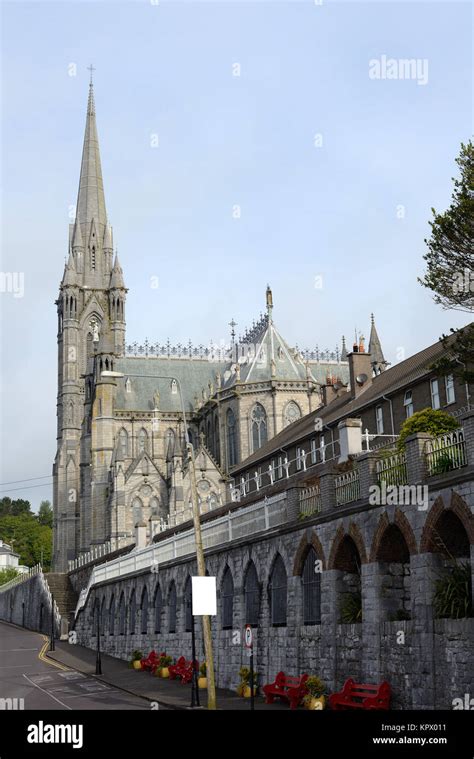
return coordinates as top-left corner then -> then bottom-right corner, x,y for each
74,492 -> 287,617
0,563 -> 42,593
426,428 -> 467,476
69,541 -> 113,571
299,485 -> 321,516
335,469 -> 361,506
376,452 -> 408,487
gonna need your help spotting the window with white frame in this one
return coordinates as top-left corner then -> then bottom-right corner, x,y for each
310,438 -> 317,465
375,405 -> 384,435
319,434 -> 325,463
296,447 -> 303,470
404,390 -> 414,418
277,456 -> 283,479
445,374 -> 455,404
430,379 -> 440,410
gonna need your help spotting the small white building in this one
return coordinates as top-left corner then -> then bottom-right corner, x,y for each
0,540 -> 28,573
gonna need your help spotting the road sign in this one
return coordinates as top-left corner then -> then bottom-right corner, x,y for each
244,624 -> 253,649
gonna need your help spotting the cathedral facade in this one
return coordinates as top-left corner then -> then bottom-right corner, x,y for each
52,83 -> 373,571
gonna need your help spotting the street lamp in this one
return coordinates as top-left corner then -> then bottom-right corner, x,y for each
101,370 -> 217,709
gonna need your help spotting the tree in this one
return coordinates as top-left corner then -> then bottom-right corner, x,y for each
0,498 -> 31,517
0,514 -> 52,569
0,568 -> 19,586
429,325 -> 474,386
38,500 -> 53,528
397,408 -> 460,451
419,141 -> 474,312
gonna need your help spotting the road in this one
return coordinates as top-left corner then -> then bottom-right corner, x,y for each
0,621 -> 152,710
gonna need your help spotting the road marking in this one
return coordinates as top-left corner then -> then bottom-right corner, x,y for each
38,636 -> 69,671
22,674 -> 73,710
1,648 -> 39,652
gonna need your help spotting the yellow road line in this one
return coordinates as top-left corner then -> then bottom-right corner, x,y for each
38,635 -> 70,671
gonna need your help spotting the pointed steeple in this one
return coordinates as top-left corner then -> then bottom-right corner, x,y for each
75,82 -> 107,240
61,252 -> 77,287
341,335 -> 348,361
368,314 -> 389,374
71,219 -> 83,249
110,253 -> 125,289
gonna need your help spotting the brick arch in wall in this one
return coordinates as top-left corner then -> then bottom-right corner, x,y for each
420,493 -> 474,553
241,546 -> 266,586
369,509 -> 418,563
215,553 -> 239,591
265,540 -> 293,583
327,521 -> 368,570
292,530 -> 326,575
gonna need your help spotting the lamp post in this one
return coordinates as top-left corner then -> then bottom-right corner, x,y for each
95,605 -> 102,675
101,370 -> 217,710
49,593 -> 55,652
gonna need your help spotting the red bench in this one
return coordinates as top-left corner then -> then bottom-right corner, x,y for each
329,678 -> 391,710
140,650 -> 159,672
168,656 -> 199,684
263,672 -> 309,710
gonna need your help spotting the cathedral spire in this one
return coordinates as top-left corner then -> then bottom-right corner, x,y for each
368,313 -> 389,374
75,79 -> 107,240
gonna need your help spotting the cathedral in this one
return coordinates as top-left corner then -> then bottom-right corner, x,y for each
53,82 -> 386,571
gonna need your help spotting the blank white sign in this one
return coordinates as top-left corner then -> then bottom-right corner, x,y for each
192,576 -> 217,616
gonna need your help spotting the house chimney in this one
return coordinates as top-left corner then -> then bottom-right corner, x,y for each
135,521 -> 147,550
338,418 -> 363,462
348,348 -> 373,399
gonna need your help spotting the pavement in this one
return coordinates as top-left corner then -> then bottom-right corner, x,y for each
44,637 -> 289,711
0,621 -> 153,710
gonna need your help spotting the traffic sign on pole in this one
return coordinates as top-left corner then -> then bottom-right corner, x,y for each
245,624 -> 253,649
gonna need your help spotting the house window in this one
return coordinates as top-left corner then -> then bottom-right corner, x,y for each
319,434 -> 326,463
376,406 -> 384,435
269,555 -> 287,626
431,379 -> 440,410
404,390 -> 414,418
277,456 -> 283,479
222,567 -> 234,629
296,447 -> 303,471
244,562 -> 260,627
168,582 -> 177,633
310,438 -> 317,465
445,374 -> 455,404
302,547 -> 321,625
226,409 -> 237,467
251,403 -> 267,452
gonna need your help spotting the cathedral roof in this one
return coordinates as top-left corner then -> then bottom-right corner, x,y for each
75,82 -> 108,240
368,314 -> 388,369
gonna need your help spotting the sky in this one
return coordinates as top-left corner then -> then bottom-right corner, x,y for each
0,0 -> 472,510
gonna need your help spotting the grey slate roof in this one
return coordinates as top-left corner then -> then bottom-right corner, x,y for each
232,328 -> 466,471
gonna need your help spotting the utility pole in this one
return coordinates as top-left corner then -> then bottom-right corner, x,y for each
49,593 -> 55,651
95,606 -> 102,675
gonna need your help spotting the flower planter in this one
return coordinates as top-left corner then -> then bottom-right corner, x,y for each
159,667 -> 169,679
198,676 -> 207,690
305,695 -> 325,710
132,660 -> 142,670
242,686 -> 257,698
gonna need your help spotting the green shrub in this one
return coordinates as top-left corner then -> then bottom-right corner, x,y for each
340,590 -> 362,624
433,562 -> 472,619
305,675 -> 326,698
397,408 -> 459,451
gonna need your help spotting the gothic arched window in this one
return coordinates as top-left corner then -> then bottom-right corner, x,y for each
150,497 -> 160,515
244,561 -> 260,627
302,547 -> 321,625
171,379 -> 178,395
222,566 -> 234,630
154,585 -> 162,633
118,593 -> 126,635
168,582 -> 177,633
184,576 -> 192,632
214,416 -> 220,462
119,428 -> 128,458
284,401 -> 302,427
138,428 -> 148,454
251,403 -> 267,452
269,555 -> 287,626
226,409 -> 237,467
140,587 -> 149,635
109,595 -> 115,636
166,429 -> 175,458
132,498 -> 143,528
129,590 -> 136,634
